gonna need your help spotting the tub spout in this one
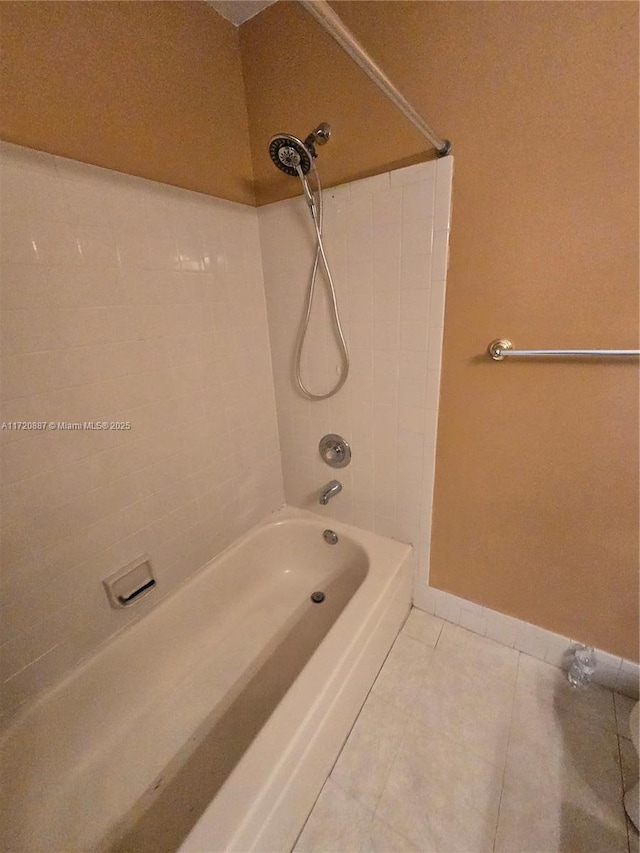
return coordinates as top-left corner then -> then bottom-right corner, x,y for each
319,480 -> 342,505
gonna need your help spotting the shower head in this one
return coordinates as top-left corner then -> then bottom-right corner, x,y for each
268,124 -> 331,177
268,134 -> 313,176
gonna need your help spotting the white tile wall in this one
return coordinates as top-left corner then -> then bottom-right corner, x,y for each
414,583 -> 640,698
258,158 -> 453,592
0,142 -> 284,720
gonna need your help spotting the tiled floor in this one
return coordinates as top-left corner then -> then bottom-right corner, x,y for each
294,609 -> 639,853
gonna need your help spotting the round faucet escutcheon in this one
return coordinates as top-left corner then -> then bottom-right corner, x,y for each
319,434 -> 351,468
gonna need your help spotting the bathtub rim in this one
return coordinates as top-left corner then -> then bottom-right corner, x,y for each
179,506 -> 413,852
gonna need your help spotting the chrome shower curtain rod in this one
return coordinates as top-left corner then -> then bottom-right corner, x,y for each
298,0 -> 451,157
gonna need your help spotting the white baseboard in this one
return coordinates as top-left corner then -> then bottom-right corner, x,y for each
413,582 -> 639,699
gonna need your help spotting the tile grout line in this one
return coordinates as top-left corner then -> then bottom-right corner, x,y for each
615,726 -> 634,853
366,612 -> 438,815
326,614 -> 444,845
491,650 -> 522,853
366,626 -> 440,844
613,684 -> 635,853
390,618 -> 517,850
368,630 -> 438,816
293,608 -> 442,849
291,610 -> 414,851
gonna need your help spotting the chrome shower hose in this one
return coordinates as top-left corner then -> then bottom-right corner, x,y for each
294,163 -> 349,401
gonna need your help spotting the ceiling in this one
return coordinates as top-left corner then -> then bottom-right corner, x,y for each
205,0 -> 278,26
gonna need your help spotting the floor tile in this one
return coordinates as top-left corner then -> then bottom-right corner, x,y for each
298,623 -> 633,853
435,622 -> 519,682
401,608 -> 444,648
371,633 -> 433,713
412,644 -> 515,768
376,716 -> 502,852
360,816 -> 420,852
506,684 -> 623,800
495,775 -> 630,853
502,686 -> 628,851
293,777 -> 373,853
516,653 -> 617,734
330,692 -> 409,810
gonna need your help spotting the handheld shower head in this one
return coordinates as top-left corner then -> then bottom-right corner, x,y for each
268,124 -> 331,177
268,134 -> 313,176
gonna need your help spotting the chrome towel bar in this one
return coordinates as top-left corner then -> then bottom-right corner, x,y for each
488,339 -> 640,361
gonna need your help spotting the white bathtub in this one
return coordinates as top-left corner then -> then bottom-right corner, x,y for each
0,506 -> 412,853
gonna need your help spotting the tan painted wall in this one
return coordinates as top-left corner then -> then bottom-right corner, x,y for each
0,1 -> 255,205
242,1 -> 639,660
241,1 -> 434,206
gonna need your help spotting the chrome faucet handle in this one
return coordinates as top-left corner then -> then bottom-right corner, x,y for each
319,434 -> 351,468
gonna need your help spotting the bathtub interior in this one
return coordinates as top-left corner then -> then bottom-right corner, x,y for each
107,557 -> 368,853
0,515 -> 371,853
